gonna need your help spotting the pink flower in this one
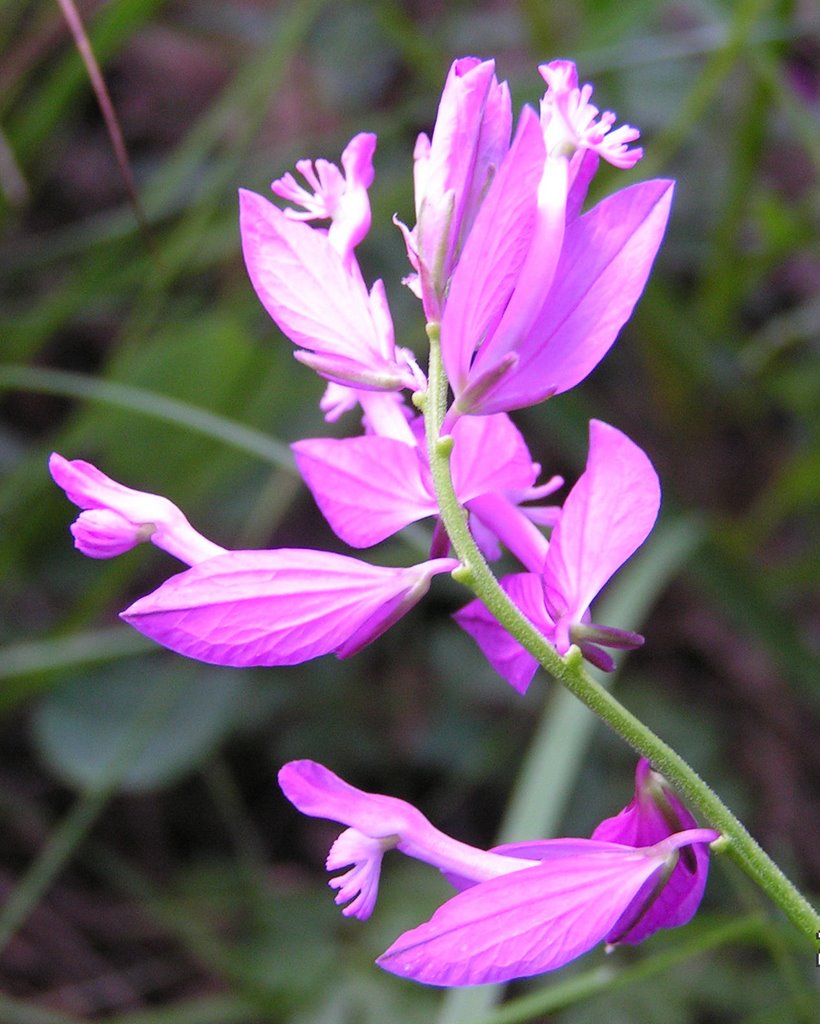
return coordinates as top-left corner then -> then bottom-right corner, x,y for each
431,61 -> 670,419
278,759 -> 719,987
539,60 -> 643,170
51,452 -> 457,667
271,132 -> 376,271
455,420 -> 661,689
49,453 -> 225,565
239,139 -> 423,395
591,758 -> 713,944
442,167 -> 674,416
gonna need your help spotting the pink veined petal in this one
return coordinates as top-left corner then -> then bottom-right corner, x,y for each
334,555 -> 459,658
449,413 -> 539,500
454,574 -> 553,693
542,420 -> 660,627
377,840 -> 667,986
440,106 -> 546,391
444,837 -> 605,893
469,179 -> 674,414
292,436 -> 436,547
278,760 -> 429,839
121,550 -> 457,667
239,190 -> 397,373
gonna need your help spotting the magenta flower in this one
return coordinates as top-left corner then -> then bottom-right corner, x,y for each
455,419 -> 661,688
539,60 -> 642,170
50,452 -> 457,667
437,64 -> 672,418
48,453 -> 225,565
278,759 -> 718,987
292,392 -> 561,570
239,137 -> 423,394
590,758 -> 713,944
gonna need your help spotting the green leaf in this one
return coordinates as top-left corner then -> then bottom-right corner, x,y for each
31,659 -> 246,791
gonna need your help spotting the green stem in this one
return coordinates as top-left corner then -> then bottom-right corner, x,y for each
421,325 -> 819,940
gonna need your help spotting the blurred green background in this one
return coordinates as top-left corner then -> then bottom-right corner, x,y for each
0,0 -> 818,1021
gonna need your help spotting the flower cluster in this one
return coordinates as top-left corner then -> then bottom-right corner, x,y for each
49,57 -> 717,985
279,758 -> 718,986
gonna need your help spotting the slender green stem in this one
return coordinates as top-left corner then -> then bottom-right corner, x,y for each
421,326 -> 819,940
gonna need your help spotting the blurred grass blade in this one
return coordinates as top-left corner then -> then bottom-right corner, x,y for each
54,0 -> 156,259
0,122 -> 28,206
0,365 -> 295,470
0,993 -> 80,1024
7,0 -> 167,161
0,618 -> 153,692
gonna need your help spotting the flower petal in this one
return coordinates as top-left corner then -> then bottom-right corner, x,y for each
292,436 -> 436,547
449,413 -> 539,501
377,840 -> 666,986
121,550 -> 457,667
440,106 -> 545,390
542,420 -> 660,627
415,58 -> 511,315
278,760 -> 428,839
592,760 -> 713,944
470,179 -> 674,413
50,453 -> 225,565
239,190 -> 405,386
